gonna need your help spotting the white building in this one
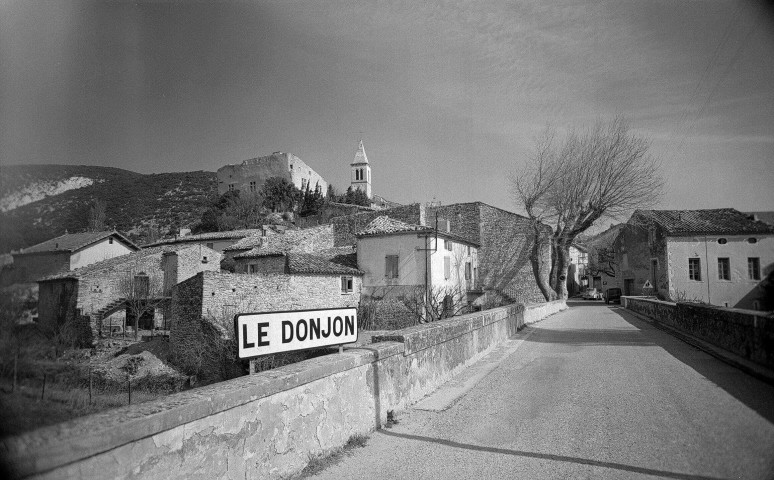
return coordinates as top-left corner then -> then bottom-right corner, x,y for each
615,209 -> 774,310
356,216 -> 480,317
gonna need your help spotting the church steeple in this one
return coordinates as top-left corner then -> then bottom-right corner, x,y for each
350,139 -> 371,198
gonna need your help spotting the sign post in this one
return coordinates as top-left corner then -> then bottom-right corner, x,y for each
235,307 -> 358,367
642,279 -> 654,296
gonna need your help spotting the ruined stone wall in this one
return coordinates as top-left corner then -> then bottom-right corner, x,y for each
216,152 -> 328,197
623,296 -> 774,369
331,203 -> 425,247
2,299 -> 566,480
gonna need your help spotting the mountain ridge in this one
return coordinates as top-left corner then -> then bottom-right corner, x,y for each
0,165 -> 217,253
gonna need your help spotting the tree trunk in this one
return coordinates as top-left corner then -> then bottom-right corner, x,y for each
554,242 -> 571,299
529,229 -> 556,302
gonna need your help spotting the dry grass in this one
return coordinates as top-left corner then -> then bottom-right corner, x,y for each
292,434 -> 370,479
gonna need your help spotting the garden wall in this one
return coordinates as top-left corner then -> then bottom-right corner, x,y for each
622,296 -> 774,369
2,300 -> 566,480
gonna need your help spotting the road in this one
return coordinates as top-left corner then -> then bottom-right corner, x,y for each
304,301 -> 774,480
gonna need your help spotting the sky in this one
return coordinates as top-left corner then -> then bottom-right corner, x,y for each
1,0 -> 773,218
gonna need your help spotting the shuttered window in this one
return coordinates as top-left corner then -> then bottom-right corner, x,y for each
385,255 -> 399,279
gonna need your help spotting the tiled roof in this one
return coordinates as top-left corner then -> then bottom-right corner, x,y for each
238,246 -> 361,275
227,224 -> 333,253
142,229 -> 263,248
287,247 -> 362,276
356,216 -> 432,237
41,244 -> 208,281
634,209 -> 774,236
356,215 -> 480,247
18,231 -> 139,255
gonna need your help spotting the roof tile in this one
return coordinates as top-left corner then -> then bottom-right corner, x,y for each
634,209 -> 774,236
19,231 -> 138,254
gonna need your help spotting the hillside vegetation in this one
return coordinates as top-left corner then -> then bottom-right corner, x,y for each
0,165 -> 216,253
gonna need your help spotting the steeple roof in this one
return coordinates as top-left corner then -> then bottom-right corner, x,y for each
351,139 -> 369,165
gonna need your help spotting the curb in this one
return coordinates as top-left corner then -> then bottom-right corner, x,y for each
621,308 -> 774,386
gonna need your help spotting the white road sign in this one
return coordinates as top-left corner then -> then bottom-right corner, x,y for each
235,307 -> 358,359
642,280 -> 653,289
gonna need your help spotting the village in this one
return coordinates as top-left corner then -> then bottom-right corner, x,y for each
1,138 -> 772,435
2,2 -> 774,477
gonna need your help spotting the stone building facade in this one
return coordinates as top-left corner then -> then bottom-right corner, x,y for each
217,152 -> 328,197
426,202 -> 547,306
170,269 -> 362,378
37,244 -> 220,343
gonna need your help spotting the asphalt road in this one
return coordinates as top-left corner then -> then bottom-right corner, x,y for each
304,301 -> 774,480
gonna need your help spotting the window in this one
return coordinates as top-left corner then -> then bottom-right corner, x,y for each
717,238 -> 727,245
341,276 -> 353,293
249,181 -> 256,192
385,255 -> 399,279
689,258 -> 701,281
717,258 -> 730,280
467,245 -> 471,255
228,184 -> 235,192
748,237 -> 758,244
301,178 -> 307,190
748,257 -> 761,280
444,239 -> 452,251
248,264 -> 257,274
444,256 -> 451,280
465,262 -> 471,280
108,238 -> 113,244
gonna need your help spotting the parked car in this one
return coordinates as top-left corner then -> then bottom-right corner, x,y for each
582,288 -> 602,300
605,287 -> 622,304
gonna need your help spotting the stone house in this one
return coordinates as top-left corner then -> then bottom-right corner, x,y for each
142,228 -> 265,253
425,202 -> 548,306
331,201 -> 546,306
222,224 -> 334,266
37,244 -> 220,343
170,249 -> 362,376
217,152 -> 328,197
356,216 -> 480,321
615,208 -> 774,310
4,231 -> 139,286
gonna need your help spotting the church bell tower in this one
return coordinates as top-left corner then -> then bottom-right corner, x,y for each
350,140 -> 371,198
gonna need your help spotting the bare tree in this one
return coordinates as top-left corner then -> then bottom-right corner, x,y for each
587,245 -> 618,278
513,117 -> 663,300
399,285 -> 468,324
117,268 -> 165,340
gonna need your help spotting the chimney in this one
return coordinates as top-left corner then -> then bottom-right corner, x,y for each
162,251 -> 179,295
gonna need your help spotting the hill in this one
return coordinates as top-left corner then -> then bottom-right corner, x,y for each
0,165 -> 216,253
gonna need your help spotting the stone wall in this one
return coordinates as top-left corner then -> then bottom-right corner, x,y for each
170,271 -> 363,378
2,300 -> 566,480
428,202 -> 547,305
216,152 -> 328,197
622,296 -> 774,369
332,203 -> 425,246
